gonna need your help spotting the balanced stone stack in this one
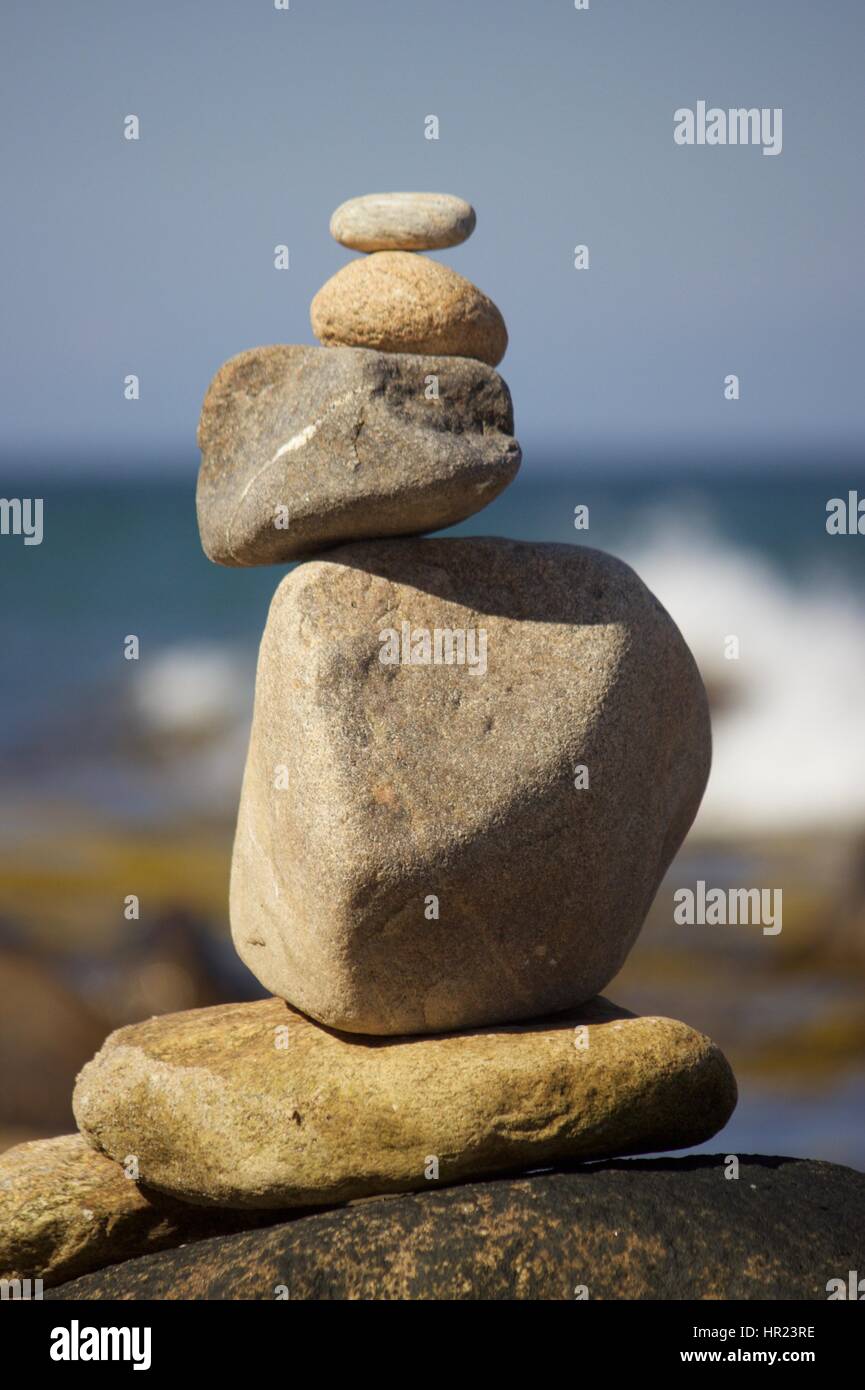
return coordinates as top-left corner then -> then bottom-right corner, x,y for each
18,191 -> 857,1299
73,186 -> 734,1188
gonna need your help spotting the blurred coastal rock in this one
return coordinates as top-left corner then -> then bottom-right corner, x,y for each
231,538 -> 711,1035
196,345 -> 520,565
71,996 -> 735,1209
0,1134 -> 284,1288
46,1156 -> 865,1301
0,950 -> 106,1143
330,192 -> 476,252
310,252 -> 508,366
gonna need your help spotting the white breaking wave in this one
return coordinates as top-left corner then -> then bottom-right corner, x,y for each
127,526 -> 865,835
627,511 -> 865,834
127,644 -> 253,814
131,644 -> 252,736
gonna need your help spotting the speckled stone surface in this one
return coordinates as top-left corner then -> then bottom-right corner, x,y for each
230,537 -> 711,1034
72,996 -> 735,1209
311,252 -> 508,366
330,192 -> 476,252
47,1156 -> 865,1300
195,345 -> 520,565
0,1134 -> 287,1288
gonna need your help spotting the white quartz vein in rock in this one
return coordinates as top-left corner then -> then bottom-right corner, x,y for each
224,389 -> 363,559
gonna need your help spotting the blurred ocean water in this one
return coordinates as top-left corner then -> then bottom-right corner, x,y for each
3,462 -> 864,830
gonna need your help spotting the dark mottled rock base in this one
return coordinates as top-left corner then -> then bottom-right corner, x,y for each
48,1155 -> 865,1301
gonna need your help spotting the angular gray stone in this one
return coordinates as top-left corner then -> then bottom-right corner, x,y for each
195,345 -> 521,566
330,192 -> 476,252
230,538 -> 711,1034
47,1157 -> 865,1301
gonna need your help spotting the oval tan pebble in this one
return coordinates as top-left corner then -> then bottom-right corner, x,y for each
329,192 -> 476,252
310,251 -> 508,367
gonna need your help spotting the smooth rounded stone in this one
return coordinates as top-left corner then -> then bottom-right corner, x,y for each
329,192 -> 476,252
231,537 -> 711,1035
72,996 -> 735,1210
0,1134 -> 286,1288
196,345 -> 520,565
47,1156 -> 865,1301
310,252 -> 508,367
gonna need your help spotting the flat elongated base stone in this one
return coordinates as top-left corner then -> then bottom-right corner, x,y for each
47,1157 -> 865,1301
0,1135 -> 288,1288
73,997 -> 736,1210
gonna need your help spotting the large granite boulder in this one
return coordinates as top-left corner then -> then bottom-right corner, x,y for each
230,538 -> 711,1034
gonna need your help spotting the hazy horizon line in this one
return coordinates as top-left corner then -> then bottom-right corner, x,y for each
2,440 -> 862,483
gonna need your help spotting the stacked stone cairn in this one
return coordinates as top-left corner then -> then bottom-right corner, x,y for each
1,192 -> 743,1291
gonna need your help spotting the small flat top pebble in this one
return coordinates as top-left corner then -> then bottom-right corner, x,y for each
329,192 -> 476,252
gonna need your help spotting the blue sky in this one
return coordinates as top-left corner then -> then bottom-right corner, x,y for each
1,0 -> 863,471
